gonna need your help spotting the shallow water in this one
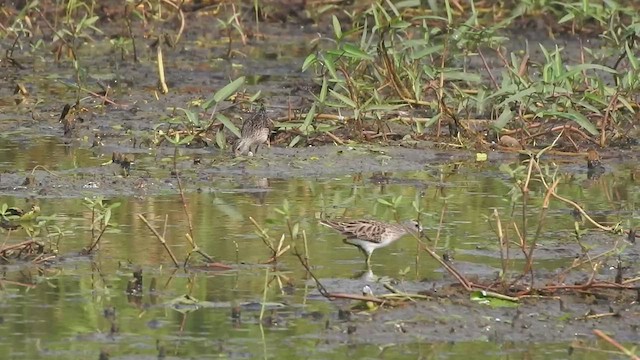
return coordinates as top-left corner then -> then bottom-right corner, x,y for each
0,136 -> 638,359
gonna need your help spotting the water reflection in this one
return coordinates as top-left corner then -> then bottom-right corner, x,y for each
0,152 -> 638,358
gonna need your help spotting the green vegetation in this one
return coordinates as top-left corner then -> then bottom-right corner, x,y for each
2,1 -> 638,151
301,0 -> 640,149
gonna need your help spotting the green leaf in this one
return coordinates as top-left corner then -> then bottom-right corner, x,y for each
216,130 -> 226,149
317,54 -> 337,81
493,106 -> 513,131
626,41 -> 639,70
470,291 -> 519,308
302,53 -> 317,72
329,89 -> 357,108
558,13 -> 575,24
497,86 -> 537,108
300,103 -> 316,135
410,44 -> 444,59
557,63 -> 617,82
203,77 -> 245,109
216,113 -> 241,138
342,43 -> 374,61
332,15 -> 342,40
538,110 -> 599,135
319,76 -> 328,103
103,208 -> 111,227
376,198 -> 393,206
442,71 -> 482,83
177,107 -> 200,126
289,135 -> 301,147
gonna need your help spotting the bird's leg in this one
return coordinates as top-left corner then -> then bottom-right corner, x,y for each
253,144 -> 260,154
365,253 -> 372,267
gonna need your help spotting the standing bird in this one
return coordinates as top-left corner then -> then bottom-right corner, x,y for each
234,104 -> 272,157
319,218 -> 422,267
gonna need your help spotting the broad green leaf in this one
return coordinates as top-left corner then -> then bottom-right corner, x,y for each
377,198 -> 393,206
497,86 -> 537,108
558,13 -> 575,24
319,76 -> 328,103
216,113 -> 241,138
410,44 -> 444,59
329,89 -> 357,108
625,41 -> 638,70
302,53 -> 317,72
395,0 -> 420,9
322,54 -> 338,80
177,107 -> 200,126
213,76 -> 245,103
424,113 -> 441,128
203,77 -> 245,109
342,43 -> 374,61
216,130 -> 226,149
557,63 -> 617,82
300,103 -> 316,135
539,110 -> 599,135
332,15 -> 342,40
289,135 -> 301,147
493,106 -> 513,131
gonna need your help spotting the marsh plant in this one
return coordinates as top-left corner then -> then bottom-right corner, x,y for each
301,1 -> 640,149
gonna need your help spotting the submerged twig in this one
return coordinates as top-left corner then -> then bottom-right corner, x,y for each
138,214 -> 179,267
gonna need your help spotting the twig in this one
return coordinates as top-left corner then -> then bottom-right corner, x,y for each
293,248 -> 330,298
594,329 -> 640,360
137,214 -> 179,267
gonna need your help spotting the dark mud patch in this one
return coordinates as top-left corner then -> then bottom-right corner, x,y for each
316,290 -> 639,345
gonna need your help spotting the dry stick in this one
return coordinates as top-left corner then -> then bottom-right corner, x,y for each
292,249 -> 331,298
524,178 -> 554,277
230,3 -> 247,45
185,234 -> 213,265
477,48 -> 499,90
249,216 -> 276,254
522,125 -> 598,145
173,147 -> 194,242
124,3 -> 138,62
0,279 -> 37,288
137,214 -> 180,267
549,245 -> 620,287
416,238 -> 471,291
157,40 -> 168,94
493,208 -> 508,282
623,276 -> 640,285
162,214 -> 168,240
324,131 -> 345,145
0,240 -> 37,253
433,202 -> 447,249
302,230 -> 309,265
542,281 -> 639,291
85,226 -> 108,254
600,92 -> 619,148
258,268 -> 269,322
0,228 -> 12,254
436,36 -> 449,139
161,0 -> 185,44
551,192 -> 617,232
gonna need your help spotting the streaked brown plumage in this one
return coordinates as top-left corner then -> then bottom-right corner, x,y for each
234,105 -> 272,156
319,219 -> 422,266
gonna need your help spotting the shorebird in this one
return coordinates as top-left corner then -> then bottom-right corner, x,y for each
234,104 -> 272,157
319,218 -> 422,266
